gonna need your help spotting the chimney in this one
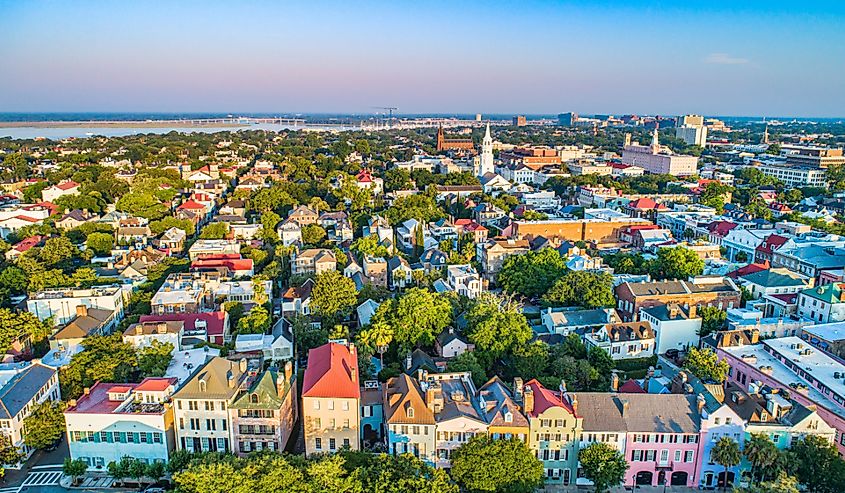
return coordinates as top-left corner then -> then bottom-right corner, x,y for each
284,360 -> 293,384
669,304 -> 679,319
157,322 -> 168,334
571,394 -> 578,416
559,378 -> 567,396
405,352 -> 413,371
239,358 -> 247,373
513,377 -> 524,400
227,370 -> 235,388
523,387 -> 534,414
688,303 -> 697,319
75,305 -> 88,318
83,387 -> 90,395
620,398 -> 629,416
417,368 -> 425,382
276,371 -> 286,395
135,325 -> 143,335
697,393 -> 706,413
351,368 -> 357,382
610,372 -> 620,392
68,399 -> 77,408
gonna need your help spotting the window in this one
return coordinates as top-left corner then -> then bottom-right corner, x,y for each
313,400 -> 320,410
343,438 -> 350,449
329,438 -> 336,450
315,438 -> 322,450
685,450 -> 694,462
675,450 -> 682,462
328,400 -> 334,411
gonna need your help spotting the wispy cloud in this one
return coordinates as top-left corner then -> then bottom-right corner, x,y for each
704,53 -> 750,65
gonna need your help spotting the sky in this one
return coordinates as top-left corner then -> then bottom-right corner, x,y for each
1,0 -> 844,117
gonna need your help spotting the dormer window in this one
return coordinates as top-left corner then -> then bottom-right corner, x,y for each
406,407 -> 414,418
199,379 -> 207,393
250,393 -> 259,404
504,411 -> 513,423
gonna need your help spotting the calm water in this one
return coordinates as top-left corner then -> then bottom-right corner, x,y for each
0,123 -> 360,140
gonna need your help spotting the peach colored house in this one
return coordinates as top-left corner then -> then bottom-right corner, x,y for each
302,342 -> 360,456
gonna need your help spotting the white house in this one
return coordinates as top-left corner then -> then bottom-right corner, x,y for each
444,264 -> 483,299
722,229 -> 767,262
277,220 -> 302,246
639,304 -> 702,354
41,180 -> 80,203
123,321 -> 184,351
0,362 -> 60,459
64,378 -> 177,470
583,321 -> 655,360
27,285 -> 126,326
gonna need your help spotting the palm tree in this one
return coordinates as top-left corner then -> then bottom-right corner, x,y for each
743,433 -> 781,484
711,436 -> 741,490
359,320 -> 394,367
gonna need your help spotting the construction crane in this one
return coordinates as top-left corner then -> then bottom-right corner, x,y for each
372,106 -> 398,129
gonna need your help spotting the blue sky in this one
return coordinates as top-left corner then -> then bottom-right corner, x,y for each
1,0 -> 844,116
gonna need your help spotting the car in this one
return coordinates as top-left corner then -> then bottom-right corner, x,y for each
142,488 -> 166,493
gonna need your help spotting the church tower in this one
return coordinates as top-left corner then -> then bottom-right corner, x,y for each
651,123 -> 660,153
478,123 -> 494,177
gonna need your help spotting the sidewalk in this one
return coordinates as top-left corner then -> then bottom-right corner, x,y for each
541,486 -> 699,493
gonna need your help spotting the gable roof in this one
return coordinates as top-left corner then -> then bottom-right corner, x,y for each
384,373 -> 435,425
173,356 -> 248,400
0,363 -> 57,419
302,342 -> 360,399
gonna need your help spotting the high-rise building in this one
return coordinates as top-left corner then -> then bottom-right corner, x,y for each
558,112 -> 577,126
675,114 -> 707,147
513,115 -> 526,127
475,113 -> 482,122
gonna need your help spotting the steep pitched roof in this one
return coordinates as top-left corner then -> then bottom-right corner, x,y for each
523,379 -> 576,417
302,342 -> 360,399
384,373 -> 435,425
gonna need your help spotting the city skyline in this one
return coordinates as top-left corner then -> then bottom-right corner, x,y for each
2,1 -> 845,117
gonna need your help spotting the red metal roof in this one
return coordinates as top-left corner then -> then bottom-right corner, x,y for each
727,261 -> 769,279
135,377 -> 178,392
302,342 -> 360,399
177,200 -> 206,210
618,379 -> 647,393
523,379 -> 576,417
56,181 -> 80,190
756,234 -> 789,254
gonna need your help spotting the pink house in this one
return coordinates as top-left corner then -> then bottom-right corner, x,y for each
618,393 -> 703,487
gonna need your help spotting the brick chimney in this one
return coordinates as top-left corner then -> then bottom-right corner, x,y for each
75,305 -> 88,318
610,372 -> 619,392
688,303 -> 697,319
523,386 -> 534,415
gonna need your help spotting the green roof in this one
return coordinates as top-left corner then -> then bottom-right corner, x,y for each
230,369 -> 294,410
740,268 -> 807,288
800,283 -> 844,304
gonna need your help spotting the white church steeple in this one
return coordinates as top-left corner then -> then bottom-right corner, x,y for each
478,123 -> 494,177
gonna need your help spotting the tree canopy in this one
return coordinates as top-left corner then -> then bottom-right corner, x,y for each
450,436 -> 543,493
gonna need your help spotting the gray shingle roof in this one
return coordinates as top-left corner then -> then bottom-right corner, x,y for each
0,363 -> 56,419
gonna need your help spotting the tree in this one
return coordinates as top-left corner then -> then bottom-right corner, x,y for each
683,347 -> 730,383
63,457 -> 88,486
149,216 -> 196,236
744,433 -> 782,484
23,401 -> 65,450
85,231 -> 114,256
711,437 -> 741,490
700,182 -> 732,213
510,341 -> 549,381
446,351 -> 487,388
358,320 -> 393,367
259,211 -> 282,241
310,270 -> 357,324
351,235 -> 390,258
0,266 -> 28,301
741,472 -> 799,493
224,301 -> 246,328
450,436 -> 543,493
115,192 -> 168,220
237,305 -> 271,334
650,247 -> 704,280
541,271 -> 615,308
464,293 -> 532,362
698,305 -> 727,338
60,333 -> 138,399
200,222 -> 230,239
0,308 -> 52,354
301,224 -> 327,245
578,442 -> 628,493
383,168 -> 412,192
788,435 -> 845,493
372,288 -> 452,350
40,235 -> 78,267
498,248 -> 567,298
137,340 -> 174,377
